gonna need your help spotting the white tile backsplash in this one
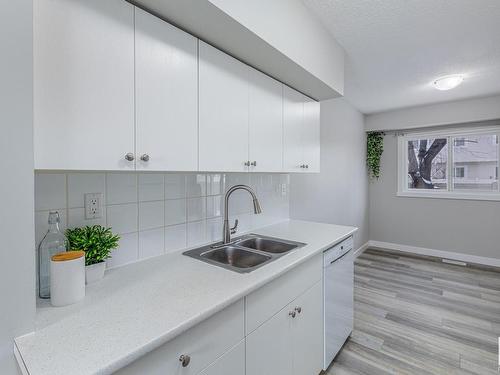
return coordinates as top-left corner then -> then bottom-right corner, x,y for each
187,220 -> 207,247
165,199 -> 187,226
68,207 -> 106,228
67,173 -> 105,208
107,203 -> 138,234
138,201 -> 164,231
106,173 -> 137,204
206,195 -> 222,218
138,174 -> 164,202
186,173 -> 206,197
139,228 -> 164,259
106,232 -> 138,268
35,173 -> 66,211
164,224 -> 187,253
34,172 -> 289,269
164,173 -> 186,199
187,197 -> 206,222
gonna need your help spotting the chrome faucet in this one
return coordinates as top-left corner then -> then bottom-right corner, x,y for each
222,185 -> 262,244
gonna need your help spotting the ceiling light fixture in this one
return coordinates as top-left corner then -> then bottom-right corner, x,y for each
433,74 -> 464,91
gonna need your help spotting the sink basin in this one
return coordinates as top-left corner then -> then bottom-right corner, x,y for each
200,246 -> 271,269
183,234 -> 306,273
236,237 -> 298,254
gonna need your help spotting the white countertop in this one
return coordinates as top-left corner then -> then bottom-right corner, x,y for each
15,220 -> 357,375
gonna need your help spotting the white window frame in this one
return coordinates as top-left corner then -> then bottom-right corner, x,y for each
397,125 -> 500,201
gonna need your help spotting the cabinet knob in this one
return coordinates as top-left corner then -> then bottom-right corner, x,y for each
250,161 -> 257,167
124,153 -> 135,161
179,354 -> 191,367
299,164 -> 306,169
244,161 -> 251,167
305,165 -> 309,169
289,310 -> 296,318
140,154 -> 150,162
294,306 -> 302,314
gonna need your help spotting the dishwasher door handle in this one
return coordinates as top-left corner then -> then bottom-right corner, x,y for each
329,249 -> 351,265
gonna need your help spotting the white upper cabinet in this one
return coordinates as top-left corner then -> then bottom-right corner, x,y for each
135,8 -> 198,171
248,69 -> 284,173
283,86 -> 320,173
199,41 -> 249,172
34,0 -> 135,170
303,97 -> 321,172
34,2 -> 319,173
283,86 -> 305,173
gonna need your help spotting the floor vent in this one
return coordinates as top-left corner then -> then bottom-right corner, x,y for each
442,259 -> 467,266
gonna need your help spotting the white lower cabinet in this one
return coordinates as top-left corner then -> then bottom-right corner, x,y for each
246,305 -> 293,375
246,281 -> 323,375
116,258 -> 324,375
198,341 -> 245,375
291,281 -> 323,375
116,300 -> 244,375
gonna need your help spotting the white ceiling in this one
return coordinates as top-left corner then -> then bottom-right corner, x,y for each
303,0 -> 500,114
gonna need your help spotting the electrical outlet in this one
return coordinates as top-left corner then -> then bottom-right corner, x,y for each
85,193 -> 103,219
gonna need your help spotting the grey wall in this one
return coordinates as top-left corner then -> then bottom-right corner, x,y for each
0,0 -> 35,373
366,94 -> 500,131
290,98 -> 369,250
370,134 -> 500,259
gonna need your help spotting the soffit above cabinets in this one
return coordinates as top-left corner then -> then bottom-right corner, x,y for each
129,0 -> 344,101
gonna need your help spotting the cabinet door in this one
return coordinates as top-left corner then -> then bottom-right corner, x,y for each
199,41 -> 249,172
246,307 -> 293,375
116,300 -> 244,375
199,341 -> 245,375
302,97 -> 321,173
292,282 -> 323,375
248,68 -> 283,172
135,8 -> 198,171
283,85 -> 304,173
34,0 -> 135,170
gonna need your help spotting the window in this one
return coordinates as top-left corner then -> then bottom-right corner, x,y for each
398,126 -> 500,200
454,166 -> 465,178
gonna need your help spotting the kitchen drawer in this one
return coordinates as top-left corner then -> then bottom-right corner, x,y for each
198,340 -> 245,375
245,253 -> 322,334
323,236 -> 353,266
116,299 -> 244,375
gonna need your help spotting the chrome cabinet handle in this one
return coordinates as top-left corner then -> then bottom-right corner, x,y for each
305,164 -> 309,169
179,354 -> 191,367
244,161 -> 251,166
250,161 -> 257,167
294,306 -> 302,314
140,154 -> 150,162
289,310 -> 296,318
124,153 -> 135,161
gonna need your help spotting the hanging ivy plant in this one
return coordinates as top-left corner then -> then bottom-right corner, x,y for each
367,132 -> 385,179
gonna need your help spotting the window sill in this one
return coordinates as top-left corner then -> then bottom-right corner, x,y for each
397,191 -> 500,202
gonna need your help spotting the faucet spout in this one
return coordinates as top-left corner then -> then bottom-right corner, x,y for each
222,185 -> 262,244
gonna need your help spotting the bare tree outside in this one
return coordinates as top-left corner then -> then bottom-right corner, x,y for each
407,138 -> 447,189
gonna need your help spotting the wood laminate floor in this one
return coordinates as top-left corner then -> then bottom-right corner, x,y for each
326,248 -> 500,375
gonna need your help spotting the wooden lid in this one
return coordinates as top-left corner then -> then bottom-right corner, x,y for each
51,251 -> 85,262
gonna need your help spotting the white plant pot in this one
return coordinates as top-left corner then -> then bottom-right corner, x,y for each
85,262 -> 106,284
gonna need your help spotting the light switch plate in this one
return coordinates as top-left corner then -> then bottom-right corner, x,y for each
84,193 -> 103,219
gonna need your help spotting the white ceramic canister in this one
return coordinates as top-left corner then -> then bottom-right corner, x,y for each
50,251 -> 86,307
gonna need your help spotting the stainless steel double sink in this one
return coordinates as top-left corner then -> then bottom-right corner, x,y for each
183,234 -> 306,273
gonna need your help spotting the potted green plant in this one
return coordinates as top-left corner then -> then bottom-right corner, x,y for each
66,225 -> 120,284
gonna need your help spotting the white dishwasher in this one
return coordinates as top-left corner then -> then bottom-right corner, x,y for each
323,236 -> 354,370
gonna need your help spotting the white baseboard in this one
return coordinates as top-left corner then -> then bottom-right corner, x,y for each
353,241 -> 369,258
368,240 -> 500,268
